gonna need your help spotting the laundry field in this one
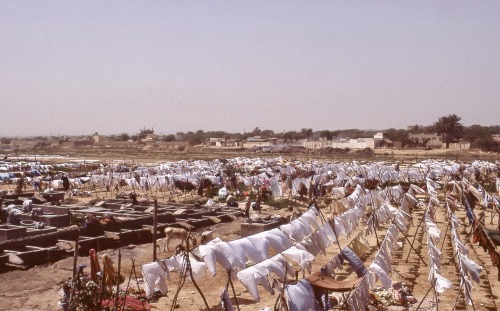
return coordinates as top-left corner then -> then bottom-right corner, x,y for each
0,150 -> 499,311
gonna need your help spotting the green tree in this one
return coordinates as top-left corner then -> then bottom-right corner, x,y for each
260,129 -> 275,138
119,133 -> 130,141
319,130 -> 334,140
161,134 -> 176,142
385,128 -> 409,147
283,131 -> 301,141
433,114 -> 464,148
301,128 -> 313,139
408,124 -> 422,133
176,132 -> 185,140
463,125 -> 498,151
251,127 -> 262,135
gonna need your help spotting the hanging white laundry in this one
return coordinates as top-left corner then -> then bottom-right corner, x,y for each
257,231 -> 286,253
236,266 -> 274,302
433,272 -> 453,293
282,246 -> 315,275
300,211 -> 320,230
300,236 -> 321,256
459,254 -> 483,284
296,217 -> 313,236
288,219 -> 307,241
451,232 -> 469,255
425,215 -> 441,242
316,225 -> 334,249
333,217 -> 348,237
369,263 -> 392,289
268,228 -> 293,249
174,254 -> 207,283
247,234 -> 271,259
141,261 -> 170,298
255,257 -> 287,280
228,238 -> 265,266
319,222 -> 337,244
199,240 -> 234,276
271,254 -> 295,279
280,223 -> 298,241
461,275 -> 475,305
214,239 -> 245,269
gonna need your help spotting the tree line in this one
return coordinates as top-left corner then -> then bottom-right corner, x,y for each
165,115 -> 497,152
3,115 -> 497,152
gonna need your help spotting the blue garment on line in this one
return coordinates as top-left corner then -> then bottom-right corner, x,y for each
286,279 -> 320,311
339,246 -> 367,277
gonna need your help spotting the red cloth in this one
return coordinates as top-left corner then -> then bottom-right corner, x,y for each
472,220 -> 480,244
89,249 -> 101,282
101,296 -> 150,310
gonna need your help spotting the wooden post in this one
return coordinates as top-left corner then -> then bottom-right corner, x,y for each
72,234 -> 79,278
68,234 -> 79,310
98,259 -> 107,309
404,208 -> 426,263
414,279 -> 436,311
227,269 -> 240,311
394,223 -> 427,266
440,217 -> 451,252
115,248 -> 122,308
153,198 -> 158,262
121,260 -> 135,311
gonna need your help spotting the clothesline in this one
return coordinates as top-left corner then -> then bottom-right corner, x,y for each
347,199 -> 412,311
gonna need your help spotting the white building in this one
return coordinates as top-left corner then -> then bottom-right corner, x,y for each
242,136 -> 277,148
302,133 -> 389,149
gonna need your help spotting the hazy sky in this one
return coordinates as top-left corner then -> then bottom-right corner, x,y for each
1,1 -> 499,136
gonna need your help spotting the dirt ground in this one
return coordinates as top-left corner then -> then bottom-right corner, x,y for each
0,149 -> 499,310
6,144 -> 499,165
1,200 -> 499,311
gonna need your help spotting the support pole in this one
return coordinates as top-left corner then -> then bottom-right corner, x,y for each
227,269 -> 240,311
440,218 -> 451,252
414,279 -> 436,311
98,259 -> 107,309
68,234 -> 79,310
115,248 -> 122,308
404,208 -> 426,263
121,259 -> 135,311
72,234 -> 79,278
153,199 -> 158,261
395,224 -> 427,266
170,232 -> 210,311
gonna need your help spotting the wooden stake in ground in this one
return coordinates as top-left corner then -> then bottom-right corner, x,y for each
115,248 -> 122,308
225,268 -> 240,311
98,258 -> 107,308
404,206 -> 427,263
169,230 -> 210,311
153,198 -> 158,262
72,234 -> 79,278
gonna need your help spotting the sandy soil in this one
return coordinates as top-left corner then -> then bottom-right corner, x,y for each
1,197 -> 499,311
0,149 -> 499,311
4,145 -> 499,165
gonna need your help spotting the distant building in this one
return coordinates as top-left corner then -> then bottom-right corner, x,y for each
208,138 -> 225,146
408,132 -> 443,148
302,132 -> 389,149
224,139 -> 242,147
143,133 -> 157,142
10,139 -> 39,150
373,132 -> 394,148
93,132 -> 104,143
242,136 -> 277,148
205,138 -> 242,147
138,128 -> 157,142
